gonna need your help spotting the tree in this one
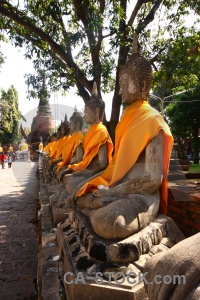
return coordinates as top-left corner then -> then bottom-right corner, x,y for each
149,28 -> 200,164
152,33 -> 200,100
0,34 -> 6,68
0,85 -> 24,144
166,84 -> 200,164
0,0 -> 199,139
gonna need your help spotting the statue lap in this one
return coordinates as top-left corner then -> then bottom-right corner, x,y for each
63,143 -> 108,195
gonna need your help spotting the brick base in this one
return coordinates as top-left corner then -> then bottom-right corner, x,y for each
167,181 -> 200,237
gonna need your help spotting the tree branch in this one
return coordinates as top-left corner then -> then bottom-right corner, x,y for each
109,0 -> 128,141
100,0 -> 105,14
136,0 -> 163,34
0,1 -> 92,94
73,0 -> 103,91
128,0 -> 145,26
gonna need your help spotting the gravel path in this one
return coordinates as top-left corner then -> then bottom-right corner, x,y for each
0,161 -> 39,300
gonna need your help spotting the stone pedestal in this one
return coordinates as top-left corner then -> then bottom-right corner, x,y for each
15,151 -> 31,161
49,189 -> 70,226
56,212 -> 184,300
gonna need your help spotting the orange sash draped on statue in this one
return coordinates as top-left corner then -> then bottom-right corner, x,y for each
49,140 -> 58,158
43,144 -> 49,152
76,100 -> 173,215
44,141 -> 55,154
49,136 -> 69,159
55,137 -> 67,159
59,135 -> 71,160
68,123 -> 113,172
57,132 -> 84,171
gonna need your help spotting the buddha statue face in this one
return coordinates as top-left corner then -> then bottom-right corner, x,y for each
84,105 -> 98,124
70,112 -> 83,133
60,126 -> 65,137
70,119 -> 77,133
60,120 -> 70,137
119,74 -> 138,105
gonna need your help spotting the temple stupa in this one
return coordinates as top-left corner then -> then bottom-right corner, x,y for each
28,75 -> 55,145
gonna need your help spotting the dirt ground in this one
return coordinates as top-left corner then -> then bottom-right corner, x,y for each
0,161 -> 39,300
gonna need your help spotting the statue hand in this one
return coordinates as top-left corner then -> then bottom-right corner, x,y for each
93,188 -> 109,197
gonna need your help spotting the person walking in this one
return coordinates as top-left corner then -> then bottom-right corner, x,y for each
1,152 -> 7,169
7,154 -> 13,168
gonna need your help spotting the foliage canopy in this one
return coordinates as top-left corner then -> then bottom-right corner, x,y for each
0,85 -> 24,144
0,0 -> 199,138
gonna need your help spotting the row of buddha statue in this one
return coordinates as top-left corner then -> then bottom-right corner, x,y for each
42,33 -> 173,239
41,33 -> 199,299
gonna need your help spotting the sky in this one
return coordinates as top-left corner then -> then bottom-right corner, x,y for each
0,41 -> 113,128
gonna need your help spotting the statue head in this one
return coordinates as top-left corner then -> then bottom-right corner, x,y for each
58,117 -> 70,137
61,118 -> 70,136
119,33 -> 152,105
51,132 -> 58,141
85,82 -> 105,124
70,111 -> 83,133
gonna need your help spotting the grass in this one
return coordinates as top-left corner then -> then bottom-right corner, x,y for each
189,164 -> 200,172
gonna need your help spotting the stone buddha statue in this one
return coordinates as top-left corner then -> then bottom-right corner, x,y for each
38,139 -> 43,152
8,144 -> 14,153
41,132 -> 58,181
43,133 -> 57,154
47,120 -> 71,183
60,82 -> 113,196
56,111 -> 84,180
15,138 -> 30,161
18,139 -> 28,151
72,33 -> 173,240
49,119 -> 70,163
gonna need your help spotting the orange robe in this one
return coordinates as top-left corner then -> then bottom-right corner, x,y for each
50,136 -> 68,159
49,141 -> 58,158
44,141 -> 55,153
55,137 -> 66,159
77,100 -> 173,215
57,132 -> 84,171
68,123 -> 113,172
39,143 -> 43,151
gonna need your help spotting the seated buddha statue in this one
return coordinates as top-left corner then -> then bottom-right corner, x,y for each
60,82 -> 113,196
38,140 -> 43,152
72,33 -> 174,240
43,133 -> 57,154
56,111 -> 84,180
8,144 -> 14,153
48,119 -> 71,166
18,139 -> 28,151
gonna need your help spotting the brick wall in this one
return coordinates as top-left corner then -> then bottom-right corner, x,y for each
167,185 -> 200,237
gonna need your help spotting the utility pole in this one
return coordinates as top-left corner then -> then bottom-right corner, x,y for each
150,90 -> 192,116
